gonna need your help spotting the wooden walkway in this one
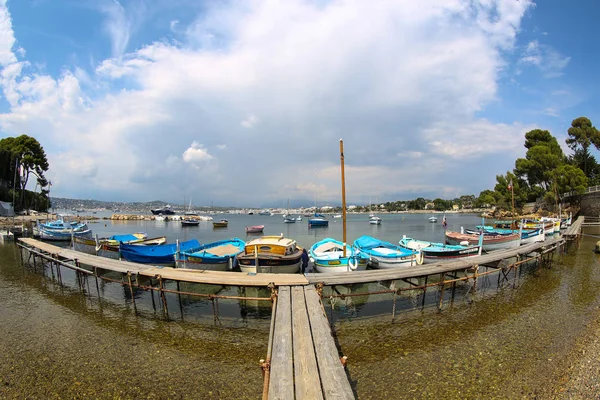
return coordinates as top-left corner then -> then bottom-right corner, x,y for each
267,286 -> 354,400
15,218 -> 585,400
18,238 -> 309,286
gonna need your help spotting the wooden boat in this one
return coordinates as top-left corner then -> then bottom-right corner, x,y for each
245,225 -> 264,233
468,225 -> 545,245
310,238 -> 369,273
399,236 -> 480,263
36,223 -> 92,241
237,235 -> 302,273
445,230 -> 520,251
354,235 -> 419,268
213,219 -> 228,228
119,239 -> 201,266
176,238 -> 246,270
73,234 -> 166,258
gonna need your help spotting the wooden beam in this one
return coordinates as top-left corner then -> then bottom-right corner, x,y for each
305,286 -> 354,399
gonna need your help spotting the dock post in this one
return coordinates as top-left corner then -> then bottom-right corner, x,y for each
127,272 -> 137,312
472,265 -> 479,293
158,276 -> 169,319
149,279 -> 157,312
392,290 -> 398,321
177,281 -> 185,321
18,245 -> 23,268
438,273 -> 445,311
93,267 -> 101,297
421,276 -> 428,308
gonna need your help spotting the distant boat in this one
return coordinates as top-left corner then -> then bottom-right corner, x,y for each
369,215 -> 381,225
245,225 -> 264,233
181,218 -> 200,226
150,205 -> 176,215
428,216 -> 438,223
283,215 -> 296,223
176,238 -> 246,270
308,214 -> 328,227
258,210 -> 272,216
213,219 -> 228,228
333,214 -> 342,218
295,216 -> 302,221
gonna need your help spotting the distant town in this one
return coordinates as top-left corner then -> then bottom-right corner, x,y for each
50,196 -> 486,216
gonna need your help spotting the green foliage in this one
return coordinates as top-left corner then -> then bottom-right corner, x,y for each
554,164 -> 589,196
0,135 -> 50,210
476,190 -> 496,208
566,117 -> 600,152
432,198 -> 451,211
514,129 -> 565,191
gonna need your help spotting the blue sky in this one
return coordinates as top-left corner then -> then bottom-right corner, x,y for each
0,0 -> 598,207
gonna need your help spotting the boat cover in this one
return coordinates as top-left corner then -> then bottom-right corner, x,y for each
108,234 -> 140,243
354,235 -> 414,258
181,238 -> 245,262
120,239 -> 201,264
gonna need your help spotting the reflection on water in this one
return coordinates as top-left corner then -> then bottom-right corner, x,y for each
2,226 -> 600,398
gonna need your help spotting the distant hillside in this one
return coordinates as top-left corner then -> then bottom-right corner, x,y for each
50,197 -> 233,211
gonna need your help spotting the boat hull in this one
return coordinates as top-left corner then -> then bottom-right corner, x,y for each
238,256 -> 301,274
314,260 -> 368,273
445,231 -> 520,251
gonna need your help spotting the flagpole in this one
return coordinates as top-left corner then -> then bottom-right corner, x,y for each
510,179 -> 516,230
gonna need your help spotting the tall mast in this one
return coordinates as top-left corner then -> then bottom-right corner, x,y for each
340,139 -> 347,257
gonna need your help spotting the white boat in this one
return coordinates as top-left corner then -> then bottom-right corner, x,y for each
369,215 -> 381,225
428,216 -> 438,223
309,238 -> 369,273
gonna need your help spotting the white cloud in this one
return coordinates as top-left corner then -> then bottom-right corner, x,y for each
241,114 -> 259,128
0,0 -> 540,205
183,141 -> 213,163
520,39 -> 570,78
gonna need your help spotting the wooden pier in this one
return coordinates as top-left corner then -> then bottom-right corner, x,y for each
14,217 -> 585,399
266,286 -> 354,400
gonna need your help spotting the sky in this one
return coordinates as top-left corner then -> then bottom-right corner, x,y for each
0,0 -> 599,208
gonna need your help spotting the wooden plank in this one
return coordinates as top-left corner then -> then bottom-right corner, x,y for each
304,286 -> 354,400
268,287 -> 294,400
292,286 -> 323,400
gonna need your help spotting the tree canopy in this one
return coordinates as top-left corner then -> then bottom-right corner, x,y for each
0,134 -> 49,209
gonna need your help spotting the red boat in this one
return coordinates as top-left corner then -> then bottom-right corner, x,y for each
245,225 -> 264,234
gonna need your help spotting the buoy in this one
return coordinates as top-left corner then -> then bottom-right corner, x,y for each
595,241 -> 600,254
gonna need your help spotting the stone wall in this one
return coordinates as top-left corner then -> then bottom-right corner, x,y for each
579,191 -> 600,216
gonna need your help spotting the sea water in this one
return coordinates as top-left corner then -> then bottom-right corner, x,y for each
1,216 -> 598,398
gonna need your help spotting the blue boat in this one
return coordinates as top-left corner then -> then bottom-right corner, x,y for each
308,213 -> 329,227
176,238 -> 246,271
37,224 -> 92,241
399,236 -> 481,263
309,238 -> 368,273
119,239 -> 201,265
354,235 -> 420,268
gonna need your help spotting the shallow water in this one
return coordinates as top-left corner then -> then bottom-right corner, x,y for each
1,219 -> 598,399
